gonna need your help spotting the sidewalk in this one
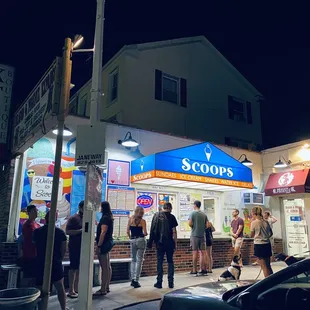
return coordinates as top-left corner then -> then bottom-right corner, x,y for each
48,262 -> 286,310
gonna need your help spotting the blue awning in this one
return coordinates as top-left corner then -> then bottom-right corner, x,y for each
131,142 -> 253,190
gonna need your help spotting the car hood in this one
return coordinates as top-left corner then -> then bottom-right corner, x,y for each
165,280 -> 255,300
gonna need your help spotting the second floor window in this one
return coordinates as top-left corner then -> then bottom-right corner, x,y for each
228,95 -> 252,124
162,74 -> 179,104
109,69 -> 118,103
155,69 -> 187,107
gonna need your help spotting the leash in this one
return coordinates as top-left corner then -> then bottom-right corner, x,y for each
254,267 -> 263,280
254,250 -> 310,281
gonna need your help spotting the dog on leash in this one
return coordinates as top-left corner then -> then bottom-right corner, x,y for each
275,253 -> 305,266
218,255 -> 242,281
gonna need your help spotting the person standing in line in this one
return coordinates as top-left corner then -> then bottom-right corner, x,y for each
251,206 -> 273,278
188,200 -> 208,276
65,200 -> 84,298
230,209 -> 244,267
127,206 -> 147,288
21,204 -> 40,285
252,210 -> 277,266
148,202 -> 178,289
205,221 -> 215,273
34,212 -> 68,310
264,211 -> 277,254
94,201 -> 114,296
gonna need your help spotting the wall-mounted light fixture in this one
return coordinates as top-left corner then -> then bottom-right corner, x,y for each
274,156 -> 291,168
298,143 -> 310,162
52,125 -> 73,137
118,131 -> 139,147
238,154 -> 253,166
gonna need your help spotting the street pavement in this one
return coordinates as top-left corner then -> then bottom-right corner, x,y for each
48,261 -> 286,310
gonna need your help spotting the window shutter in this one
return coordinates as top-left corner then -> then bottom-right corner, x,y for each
155,69 -> 162,100
246,101 -> 253,124
228,96 -> 234,120
180,78 -> 187,108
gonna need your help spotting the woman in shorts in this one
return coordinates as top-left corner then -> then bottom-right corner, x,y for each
205,221 -> 215,273
251,206 -> 273,278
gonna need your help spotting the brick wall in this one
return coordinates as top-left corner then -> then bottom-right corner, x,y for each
70,238 -> 283,277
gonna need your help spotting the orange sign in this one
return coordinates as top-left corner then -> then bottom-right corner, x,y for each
131,170 -> 253,189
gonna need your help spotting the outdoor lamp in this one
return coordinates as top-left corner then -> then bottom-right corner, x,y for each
118,132 -> 139,147
274,156 -> 291,168
52,125 -> 73,137
72,34 -> 84,49
238,154 -> 253,166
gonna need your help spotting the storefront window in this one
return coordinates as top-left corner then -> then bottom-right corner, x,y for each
203,198 -> 216,224
283,198 -> 309,256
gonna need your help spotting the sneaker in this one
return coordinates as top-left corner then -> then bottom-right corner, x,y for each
154,282 -> 162,289
168,282 -> 174,289
189,271 -> 198,276
132,281 -> 141,288
131,280 -> 135,287
201,270 -> 208,276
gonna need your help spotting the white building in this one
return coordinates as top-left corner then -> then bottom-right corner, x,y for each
69,36 -> 263,150
262,140 -> 310,256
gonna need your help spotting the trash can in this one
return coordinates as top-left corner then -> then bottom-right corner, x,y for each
0,288 -> 40,310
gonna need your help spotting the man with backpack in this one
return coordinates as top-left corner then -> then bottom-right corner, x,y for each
147,202 -> 178,289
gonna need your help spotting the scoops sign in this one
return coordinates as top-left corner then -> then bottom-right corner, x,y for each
137,194 -> 154,208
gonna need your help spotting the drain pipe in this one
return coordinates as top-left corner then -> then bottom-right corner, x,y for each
66,137 -> 76,156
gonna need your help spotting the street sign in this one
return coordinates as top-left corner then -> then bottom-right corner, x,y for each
75,123 -> 107,166
12,59 -> 62,154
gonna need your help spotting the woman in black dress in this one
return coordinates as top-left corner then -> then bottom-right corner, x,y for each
94,201 -> 114,296
205,221 -> 215,273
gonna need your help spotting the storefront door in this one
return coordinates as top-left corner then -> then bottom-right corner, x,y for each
283,198 -> 309,256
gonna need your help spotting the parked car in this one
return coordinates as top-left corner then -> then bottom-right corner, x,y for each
160,257 -> 310,310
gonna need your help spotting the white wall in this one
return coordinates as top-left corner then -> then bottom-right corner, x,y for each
70,38 -> 262,148
121,41 -> 262,145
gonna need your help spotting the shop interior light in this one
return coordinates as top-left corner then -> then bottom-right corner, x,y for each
52,125 -> 73,137
274,156 -> 291,168
118,131 -> 139,147
238,154 -> 253,166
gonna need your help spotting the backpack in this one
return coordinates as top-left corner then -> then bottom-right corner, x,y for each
149,211 -> 170,247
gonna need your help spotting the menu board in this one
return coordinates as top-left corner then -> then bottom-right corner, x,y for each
112,212 -> 130,240
107,186 -> 135,211
179,193 -> 202,232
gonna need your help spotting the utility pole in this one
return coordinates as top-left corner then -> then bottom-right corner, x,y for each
78,0 -> 106,309
41,38 -> 72,310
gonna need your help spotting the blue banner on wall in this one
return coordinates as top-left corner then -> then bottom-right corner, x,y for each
71,170 -> 107,223
131,142 -> 253,186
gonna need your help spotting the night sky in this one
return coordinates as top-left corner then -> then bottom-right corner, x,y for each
1,1 -> 309,148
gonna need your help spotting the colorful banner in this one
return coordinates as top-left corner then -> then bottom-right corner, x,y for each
19,137 -> 76,233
